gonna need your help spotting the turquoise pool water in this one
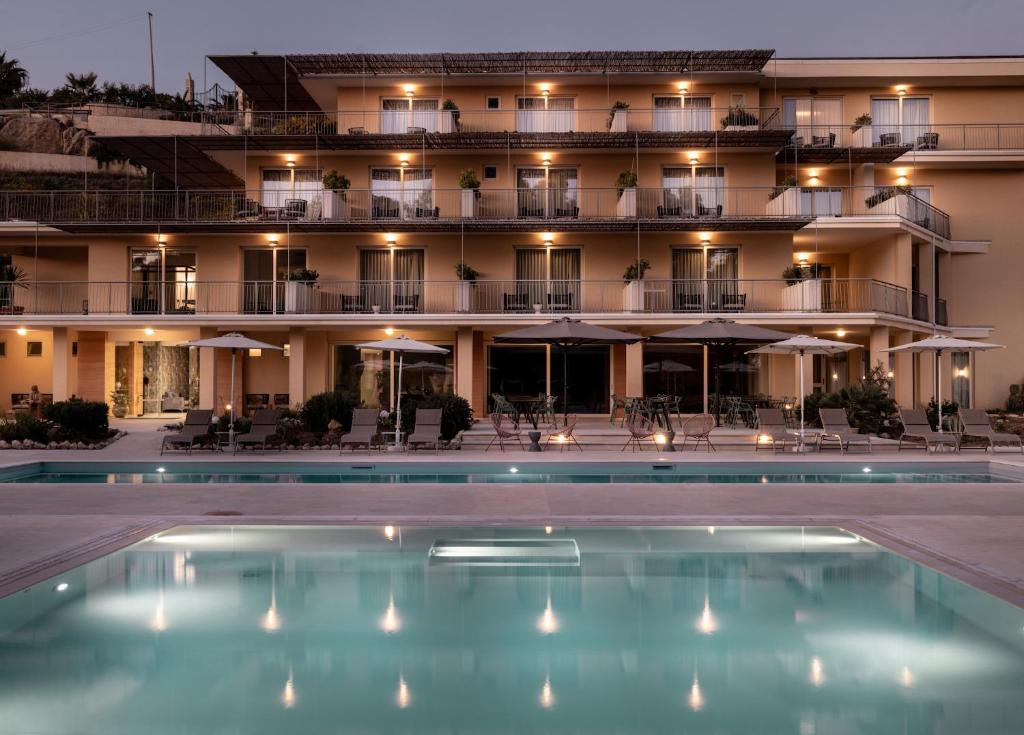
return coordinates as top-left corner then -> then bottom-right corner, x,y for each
1,460 -> 1020,484
1,525 -> 1022,734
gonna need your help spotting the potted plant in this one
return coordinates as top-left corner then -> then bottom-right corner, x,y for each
110,388 -> 129,419
284,267 -> 319,313
865,184 -> 913,210
767,174 -> 800,215
454,260 -> 479,313
615,170 -> 638,217
321,170 -> 350,220
442,98 -> 460,132
622,258 -> 650,311
607,100 -> 629,132
0,263 -> 27,315
721,106 -> 759,130
850,113 -> 872,147
781,262 -> 824,310
458,168 -> 481,217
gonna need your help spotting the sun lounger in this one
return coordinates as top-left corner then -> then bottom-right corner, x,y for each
818,408 -> 872,453
234,408 -> 282,453
958,408 -> 1023,454
339,409 -> 382,453
898,408 -> 959,452
755,408 -> 797,453
160,409 -> 213,455
407,408 -> 443,452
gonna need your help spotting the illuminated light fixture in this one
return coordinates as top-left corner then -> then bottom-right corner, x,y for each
404,84 -> 415,97
268,238 -> 278,247
956,367 -> 969,378
384,327 -> 395,336
541,156 -> 552,166
900,666 -> 914,688
887,370 -> 895,379
54,582 -> 69,592
144,327 -> 155,337
542,234 -> 554,248
283,343 -> 290,357
262,601 -> 281,633
537,596 -> 559,634
248,348 -> 262,358
836,329 -> 847,338
156,467 -> 166,473
380,594 -> 402,634
757,433 -> 772,445
700,238 -> 711,247
862,467 -> 872,473
285,158 -> 296,168
384,524 -> 395,541
707,526 -> 715,536
689,155 -> 699,165
16,327 -> 27,336
896,175 -> 908,185
896,85 -> 907,96
544,525 -> 553,535
696,594 -> 718,634
400,158 -> 409,168
832,373 -> 839,381
810,656 -> 825,687
396,675 -> 411,709
539,676 -> 555,709
808,174 -> 820,185
385,233 -> 397,245
687,675 -> 704,712
509,466 -> 518,473
225,403 -> 232,411
157,238 -> 167,248
654,433 -> 667,445
540,84 -> 550,96
677,82 -> 689,94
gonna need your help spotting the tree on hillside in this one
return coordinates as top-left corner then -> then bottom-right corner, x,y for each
61,72 -> 100,105
0,51 -> 29,101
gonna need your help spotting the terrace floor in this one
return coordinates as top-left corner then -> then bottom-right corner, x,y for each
1,418 -> 1024,610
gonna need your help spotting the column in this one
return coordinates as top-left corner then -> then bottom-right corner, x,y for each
624,342 -> 643,397
51,327 -> 70,402
198,327 -> 216,409
288,326 -> 306,406
868,326 -> 890,378
892,329 -> 915,407
76,331 -> 108,403
456,327 -> 475,408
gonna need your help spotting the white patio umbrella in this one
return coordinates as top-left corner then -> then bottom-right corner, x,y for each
183,332 -> 283,442
355,335 -> 449,448
883,335 -> 1003,432
748,335 -> 858,439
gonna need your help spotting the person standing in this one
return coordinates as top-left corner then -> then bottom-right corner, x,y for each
28,385 -> 42,417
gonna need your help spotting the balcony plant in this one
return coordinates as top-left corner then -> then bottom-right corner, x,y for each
865,184 -> 913,209
110,388 -> 129,419
850,113 -> 873,146
721,106 -> 759,130
442,98 -> 460,131
607,100 -> 629,132
322,170 -> 350,220
769,174 -> 798,200
622,258 -> 650,311
454,260 -> 479,312
458,168 -> 481,217
615,169 -> 638,217
782,262 -> 823,285
285,267 -> 319,314
0,263 -> 27,314
454,260 -> 479,282
850,113 -> 872,132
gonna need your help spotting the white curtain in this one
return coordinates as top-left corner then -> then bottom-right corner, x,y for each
682,96 -> 712,132
293,169 -> 322,208
654,96 -> 682,132
380,99 -> 408,134
410,98 -> 440,132
515,248 -> 547,306
547,168 -> 578,215
516,97 -> 544,133
871,98 -> 900,144
546,97 -> 576,132
261,169 -> 291,208
695,167 -> 725,215
371,168 -> 401,218
661,167 -> 692,214
785,98 -> 840,141
516,167 -> 546,216
903,98 -> 931,144
401,168 -> 433,218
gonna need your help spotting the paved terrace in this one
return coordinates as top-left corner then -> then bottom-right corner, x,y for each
1,418 -> 1023,611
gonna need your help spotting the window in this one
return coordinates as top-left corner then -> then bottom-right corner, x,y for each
371,167 -> 434,219
26,341 -> 42,357
0,341 -> 5,357
516,96 -> 576,133
516,167 -> 578,218
359,247 -> 425,313
242,248 -> 307,314
661,166 -> 724,217
486,96 -> 500,110
130,249 -> 196,315
782,97 -> 842,141
871,96 -> 930,145
380,97 -> 450,133
72,341 -> 78,357
671,246 -> 740,312
515,247 -> 581,312
653,95 -> 712,132
483,165 -> 498,180
952,351 -> 971,408
261,168 -> 322,211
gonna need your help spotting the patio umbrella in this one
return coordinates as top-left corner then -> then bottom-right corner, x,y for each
643,359 -> 695,396
883,335 -> 1003,432
748,335 -> 858,439
650,319 -> 790,424
355,335 -> 449,448
494,317 -> 643,423
183,332 -> 283,442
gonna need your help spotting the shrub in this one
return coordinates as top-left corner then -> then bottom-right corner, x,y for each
43,399 -> 109,441
926,397 -> 959,431
215,413 -> 250,435
399,392 -> 473,441
615,170 -> 638,194
458,168 -> 481,190
850,113 -> 872,132
0,413 -> 52,443
301,390 -> 361,433
1007,384 -> 1024,412
623,258 -> 651,283
801,365 -> 897,435
454,260 -> 479,282
322,170 -> 350,192
721,107 -> 759,127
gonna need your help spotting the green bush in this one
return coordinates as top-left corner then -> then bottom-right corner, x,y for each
0,413 -> 52,443
399,392 -> 473,441
801,364 -> 897,435
926,398 -> 959,431
214,413 -> 250,435
43,399 -> 109,441
301,390 -> 361,433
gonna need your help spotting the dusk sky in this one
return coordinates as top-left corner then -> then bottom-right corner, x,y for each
2,0 -> 1021,95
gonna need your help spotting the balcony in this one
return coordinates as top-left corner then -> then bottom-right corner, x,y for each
0,186 -> 949,236
0,278 -> 911,320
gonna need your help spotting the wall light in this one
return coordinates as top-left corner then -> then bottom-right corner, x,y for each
268,238 -> 278,247
385,233 -> 397,246
248,348 -> 262,358
688,155 -> 699,165
144,327 -> 155,337
400,158 -> 409,168
896,85 -> 907,96
541,157 -> 552,166
404,84 -> 415,97
836,328 -> 847,338
543,236 -> 553,248
285,158 -> 296,168
896,175 -> 908,185
16,327 -> 27,336
283,343 -> 290,357
887,370 -> 895,379
700,238 -> 711,247
384,327 -> 395,336
157,239 -> 167,248
677,82 -> 689,94
956,367 -> 970,378
540,84 -> 550,97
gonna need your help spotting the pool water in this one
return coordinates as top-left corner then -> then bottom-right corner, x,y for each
1,460 -> 1020,484
1,525 -> 1022,734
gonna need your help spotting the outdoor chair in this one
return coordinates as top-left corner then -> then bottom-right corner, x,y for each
339,408 -> 382,453
810,133 -> 836,148
347,126 -> 368,135
236,199 -> 262,219
490,394 -> 520,426
696,203 -> 723,217
546,414 -> 583,452
878,132 -> 902,147
674,291 -> 703,312
486,412 -> 524,451
283,199 -> 307,219
915,132 -> 939,150
503,293 -> 530,312
898,408 -> 960,453
610,394 -> 628,424
657,205 -> 682,218
160,409 -> 213,455
818,408 -> 872,453
415,206 -> 440,219
680,413 -> 716,452
755,408 -> 797,453
534,395 -> 558,429
554,206 -> 579,218
234,408 -> 282,454
623,414 -> 659,452
958,408 -> 1023,454
407,408 -> 443,453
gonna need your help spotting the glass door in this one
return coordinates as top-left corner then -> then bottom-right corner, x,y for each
130,250 -> 162,314
381,98 -> 441,133
515,247 -> 580,312
653,96 -> 682,132
242,249 -> 306,313
371,168 -> 402,219
516,167 -> 547,217
371,167 -> 433,219
359,248 -> 424,313
672,247 -> 739,311
547,168 -> 579,217
163,251 -> 196,314
682,95 -> 712,132
516,96 -> 575,132
661,167 -> 692,217
130,249 -> 195,315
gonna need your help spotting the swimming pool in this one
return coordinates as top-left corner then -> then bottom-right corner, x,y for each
1,460 -> 1021,484
1,525 -> 1022,734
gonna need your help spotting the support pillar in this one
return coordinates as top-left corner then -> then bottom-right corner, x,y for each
288,327 -> 306,406
624,342 -> 643,397
456,326 -> 475,409
51,327 -> 70,402
893,329 -> 915,407
198,327 -> 216,410
76,331 -> 108,403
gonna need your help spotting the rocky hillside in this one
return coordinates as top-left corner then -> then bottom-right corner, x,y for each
0,114 -> 92,155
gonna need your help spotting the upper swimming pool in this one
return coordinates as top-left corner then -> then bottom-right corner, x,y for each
0,460 -> 1020,484
1,525 -> 1022,734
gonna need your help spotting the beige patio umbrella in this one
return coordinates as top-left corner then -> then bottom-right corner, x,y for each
883,335 -> 1003,432
748,335 -> 858,439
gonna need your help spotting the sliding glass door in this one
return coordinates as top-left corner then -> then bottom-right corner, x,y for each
261,168 -> 322,211
515,247 -> 580,312
661,166 -> 724,217
516,96 -> 576,133
130,249 -> 196,315
371,168 -> 434,220
871,97 -> 930,145
380,98 -> 444,133
672,247 -> 739,312
242,248 -> 307,313
653,95 -> 712,132
516,167 -> 578,218
359,248 -> 424,313
783,97 -> 842,143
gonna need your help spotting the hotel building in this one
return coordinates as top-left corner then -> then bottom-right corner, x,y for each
1,49 -> 1021,418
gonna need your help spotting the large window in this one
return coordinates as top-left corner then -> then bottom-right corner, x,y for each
871,97 -> 930,146
261,168 -> 322,210
516,167 -> 578,218
515,247 -> 581,312
130,249 -> 196,315
671,246 -> 740,312
516,96 -> 576,133
643,344 -> 704,412
334,345 -> 388,408
359,248 -> 424,313
380,98 -> 450,133
488,344 -> 609,415
783,97 -> 842,143
371,167 -> 434,219
653,95 -> 712,132
661,166 -> 724,217
242,248 -> 307,313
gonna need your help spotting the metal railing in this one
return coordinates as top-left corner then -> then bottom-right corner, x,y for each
0,186 -> 951,236
0,278 -> 911,318
786,123 -> 1024,151
202,107 -> 783,136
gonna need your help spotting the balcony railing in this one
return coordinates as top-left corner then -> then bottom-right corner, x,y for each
0,278 -> 911,319
200,107 -> 783,136
0,187 -> 950,236
787,123 -> 1024,151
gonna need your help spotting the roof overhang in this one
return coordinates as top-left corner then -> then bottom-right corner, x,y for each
777,145 -> 911,164
766,56 -> 1024,88
93,136 -> 245,189
209,55 -> 321,111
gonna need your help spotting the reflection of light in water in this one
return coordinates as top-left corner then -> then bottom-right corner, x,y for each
696,595 -> 717,635
172,552 -> 194,586
544,526 -> 553,535
810,656 -> 824,687
794,609 -> 810,624
282,668 -> 296,709
384,525 -> 395,541
262,560 -> 281,632
537,597 -> 558,635
687,676 -> 704,711
900,665 -> 914,688
396,675 -> 411,709
539,676 -> 554,709
707,526 -> 715,536
380,595 -> 401,634
150,589 -> 167,633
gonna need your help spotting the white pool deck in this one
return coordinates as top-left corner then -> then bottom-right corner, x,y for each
2,418 -> 1024,609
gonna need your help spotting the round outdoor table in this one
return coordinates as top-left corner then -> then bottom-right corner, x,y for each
786,429 -> 823,453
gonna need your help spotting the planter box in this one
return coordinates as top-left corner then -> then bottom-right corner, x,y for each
609,109 -> 628,132
765,187 -> 800,217
455,281 -> 473,313
724,124 -> 759,131
284,281 -> 315,314
851,125 -> 872,147
616,187 -> 637,218
322,191 -> 349,220
781,279 -> 822,311
622,280 -> 644,312
461,189 -> 478,218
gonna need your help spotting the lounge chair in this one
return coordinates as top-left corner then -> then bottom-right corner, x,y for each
339,408 -> 382,453
485,413 -> 524,451
898,408 -> 960,453
161,409 -> 213,455
546,414 -> 582,452
234,408 -> 281,454
680,413 -> 715,452
958,408 -> 1023,454
407,408 -> 443,452
818,408 -> 872,453
755,408 -> 798,453
623,414 -> 659,452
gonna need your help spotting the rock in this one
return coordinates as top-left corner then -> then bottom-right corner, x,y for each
61,127 -> 91,155
48,442 -> 57,449
0,440 -> 8,449
0,116 -> 64,154
11,440 -> 22,449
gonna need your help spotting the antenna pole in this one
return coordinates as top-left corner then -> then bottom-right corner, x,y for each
147,12 -> 156,91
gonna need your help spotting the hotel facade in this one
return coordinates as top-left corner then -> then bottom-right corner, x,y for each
1,49 -> 1021,418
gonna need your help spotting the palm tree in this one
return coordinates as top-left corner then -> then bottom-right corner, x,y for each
0,51 -> 28,101
63,71 -> 99,104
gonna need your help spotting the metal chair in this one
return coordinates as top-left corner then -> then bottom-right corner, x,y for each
486,412 -> 524,451
623,414 -> 658,452
681,413 -> 716,452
